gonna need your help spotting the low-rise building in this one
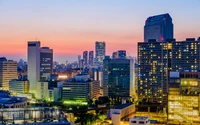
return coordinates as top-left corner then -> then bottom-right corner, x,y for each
129,116 -> 150,125
0,90 -> 28,108
110,103 -> 135,125
9,79 -> 29,94
62,74 -> 100,103
36,81 -> 62,102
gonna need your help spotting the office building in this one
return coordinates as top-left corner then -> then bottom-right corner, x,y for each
144,13 -> 173,42
138,38 -> 200,104
0,58 -> 17,90
36,81 -> 61,102
129,116 -> 150,125
110,103 -> 135,125
36,82 -> 48,100
103,57 -> 134,99
168,71 -> 200,123
89,51 -> 94,66
172,38 -> 200,71
79,59 -> 84,69
9,79 -> 29,94
62,74 -> 100,102
40,47 -> 53,81
78,55 -> 81,62
95,41 -> 106,65
94,70 -> 103,87
112,52 -> 118,59
118,50 -> 126,59
83,51 -> 88,67
90,80 -> 100,99
138,41 -> 170,104
28,41 -> 41,95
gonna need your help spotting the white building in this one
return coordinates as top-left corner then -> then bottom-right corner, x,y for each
28,41 -> 41,95
36,82 -> 48,100
110,103 -> 135,125
129,116 -> 150,125
36,81 -> 61,102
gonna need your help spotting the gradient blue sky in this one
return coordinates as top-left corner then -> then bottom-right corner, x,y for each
0,0 -> 200,62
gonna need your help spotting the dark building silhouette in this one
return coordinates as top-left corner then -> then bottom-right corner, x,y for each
144,13 -> 173,42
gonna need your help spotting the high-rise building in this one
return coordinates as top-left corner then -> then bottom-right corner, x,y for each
144,13 -> 173,42
78,55 -> 81,62
112,52 -> 118,59
0,58 -> 17,90
118,50 -> 126,59
138,38 -> 200,104
95,41 -> 106,65
83,51 -> 88,67
40,47 -> 53,80
89,51 -> 94,66
103,57 -> 135,100
28,41 -> 41,95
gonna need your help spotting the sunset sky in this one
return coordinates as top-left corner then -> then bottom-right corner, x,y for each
0,0 -> 200,62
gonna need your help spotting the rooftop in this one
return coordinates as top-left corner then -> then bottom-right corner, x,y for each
113,103 -> 133,109
132,116 -> 149,120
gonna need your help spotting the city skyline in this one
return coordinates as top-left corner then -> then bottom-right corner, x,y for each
0,0 -> 200,62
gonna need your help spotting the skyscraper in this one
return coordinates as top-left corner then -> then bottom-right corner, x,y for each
78,55 -> 81,62
83,51 -> 88,67
28,41 -> 40,95
40,47 -> 53,80
138,38 -> 200,104
144,13 -> 173,42
103,57 -> 135,100
112,52 -> 118,59
0,58 -> 17,90
89,51 -> 94,66
118,50 -> 126,59
95,41 -> 106,65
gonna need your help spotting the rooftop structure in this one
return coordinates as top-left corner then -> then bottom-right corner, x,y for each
130,116 -> 150,125
144,13 -> 173,42
110,103 -> 135,125
113,103 -> 133,109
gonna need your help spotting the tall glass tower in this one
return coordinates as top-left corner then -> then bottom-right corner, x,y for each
95,41 -> 106,65
144,13 -> 173,42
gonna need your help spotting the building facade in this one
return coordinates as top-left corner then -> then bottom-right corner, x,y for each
40,47 -> 53,81
144,13 -> 173,42
28,41 -> 41,95
62,78 -> 100,102
89,51 -> 94,66
168,71 -> 200,123
0,59 -> 17,90
9,79 -> 29,94
95,41 -> 106,65
112,52 -> 118,59
138,38 -> 200,104
118,50 -> 126,59
103,57 -> 134,99
83,51 -> 88,67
